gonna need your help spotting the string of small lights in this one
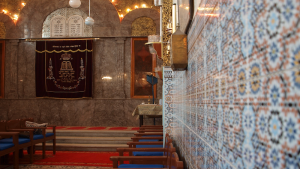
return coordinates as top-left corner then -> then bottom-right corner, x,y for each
0,0 -> 159,23
0,0 -> 27,23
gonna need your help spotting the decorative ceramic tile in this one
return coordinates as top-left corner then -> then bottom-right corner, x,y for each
164,0 -> 300,168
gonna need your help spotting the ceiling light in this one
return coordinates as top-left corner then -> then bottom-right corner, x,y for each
102,76 -> 112,80
69,0 -> 81,8
85,0 -> 94,26
85,17 -> 94,26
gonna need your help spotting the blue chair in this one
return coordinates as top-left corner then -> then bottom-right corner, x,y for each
111,143 -> 181,169
129,137 -> 164,149
134,133 -> 163,137
0,132 -> 19,169
0,120 -> 34,163
115,152 -> 183,169
137,128 -> 163,133
125,134 -> 171,157
6,119 -> 44,160
20,118 -> 56,155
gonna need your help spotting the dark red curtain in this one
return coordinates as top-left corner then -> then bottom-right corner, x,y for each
36,40 -> 92,98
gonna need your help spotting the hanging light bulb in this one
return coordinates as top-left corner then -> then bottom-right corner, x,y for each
69,0 -> 81,8
85,0 -> 94,26
85,16 -> 94,26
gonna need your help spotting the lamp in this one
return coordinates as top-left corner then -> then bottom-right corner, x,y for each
85,17 -> 94,26
69,0 -> 81,8
85,0 -> 94,26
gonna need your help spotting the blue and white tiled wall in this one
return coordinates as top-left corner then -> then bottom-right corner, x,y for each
163,67 -> 174,137
164,0 -> 300,168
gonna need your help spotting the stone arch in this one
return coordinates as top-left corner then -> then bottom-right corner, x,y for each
16,0 -> 121,38
0,22 -> 6,39
120,8 -> 160,36
131,17 -> 156,36
0,13 -> 17,39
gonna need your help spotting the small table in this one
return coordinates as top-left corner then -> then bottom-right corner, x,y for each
132,104 -> 162,127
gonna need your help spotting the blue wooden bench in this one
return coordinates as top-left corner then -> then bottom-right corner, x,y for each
111,143 -> 183,169
0,132 -> 19,169
5,119 -> 44,159
20,118 -> 56,156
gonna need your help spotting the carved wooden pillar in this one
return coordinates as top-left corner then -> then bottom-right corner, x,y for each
115,38 -> 126,98
5,40 -> 19,99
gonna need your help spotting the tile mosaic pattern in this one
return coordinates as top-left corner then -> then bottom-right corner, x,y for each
167,0 -> 300,168
163,67 -> 174,136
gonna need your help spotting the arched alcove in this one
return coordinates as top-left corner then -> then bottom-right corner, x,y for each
0,13 -> 17,39
121,8 -> 160,36
42,8 -> 92,38
16,0 -> 121,38
0,22 -> 6,39
131,17 -> 156,36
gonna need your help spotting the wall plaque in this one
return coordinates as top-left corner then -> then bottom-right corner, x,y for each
68,15 -> 83,37
50,16 -> 66,37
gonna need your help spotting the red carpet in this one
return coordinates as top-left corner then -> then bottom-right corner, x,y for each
46,126 -> 141,130
66,127 -> 87,130
88,127 -> 107,130
109,127 -> 127,130
9,151 -> 128,167
47,126 -> 66,129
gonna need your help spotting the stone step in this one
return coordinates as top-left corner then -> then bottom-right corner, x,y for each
38,129 -> 136,152
46,136 -> 131,144
35,143 -> 128,152
51,130 -> 136,137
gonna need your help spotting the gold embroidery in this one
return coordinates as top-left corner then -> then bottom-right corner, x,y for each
36,49 -> 93,54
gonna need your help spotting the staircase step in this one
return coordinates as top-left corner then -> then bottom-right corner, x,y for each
35,143 -> 128,152
39,128 -> 136,152
50,130 -> 136,137
47,136 -> 131,144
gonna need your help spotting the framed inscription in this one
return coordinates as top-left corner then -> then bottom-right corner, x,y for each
68,15 -> 84,37
50,16 -> 66,37
0,40 -> 5,98
131,38 -> 157,99
50,15 -> 84,38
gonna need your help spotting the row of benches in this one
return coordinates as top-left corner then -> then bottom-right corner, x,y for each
0,118 -> 56,169
110,125 -> 183,169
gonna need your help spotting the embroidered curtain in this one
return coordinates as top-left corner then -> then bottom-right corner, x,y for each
36,40 -> 92,98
